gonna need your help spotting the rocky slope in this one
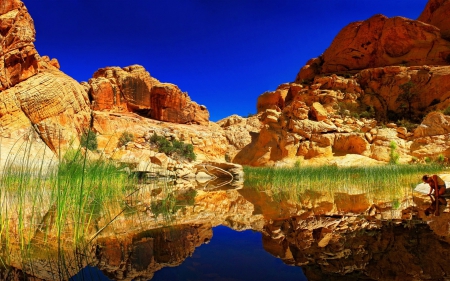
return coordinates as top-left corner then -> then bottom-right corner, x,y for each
3,0 -> 450,170
235,0 -> 450,166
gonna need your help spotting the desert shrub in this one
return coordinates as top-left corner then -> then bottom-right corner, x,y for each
150,133 -> 196,161
397,119 -> 418,132
389,141 -> 399,165
359,106 -> 375,119
80,130 -> 98,151
443,106 -> 450,116
118,131 -> 134,147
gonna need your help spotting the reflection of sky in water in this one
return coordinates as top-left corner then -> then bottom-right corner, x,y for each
70,267 -> 112,281
152,225 -> 307,281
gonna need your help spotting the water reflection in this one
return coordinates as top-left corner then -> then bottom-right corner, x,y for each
3,177 -> 450,280
152,225 -> 307,281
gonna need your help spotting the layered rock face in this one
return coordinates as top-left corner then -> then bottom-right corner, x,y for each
0,0 -> 91,155
86,65 -> 159,113
86,65 -> 210,125
0,0 -> 38,90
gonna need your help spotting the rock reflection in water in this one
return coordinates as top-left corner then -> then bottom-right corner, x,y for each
5,177 -> 450,281
152,225 -> 307,281
94,223 -> 212,280
263,215 -> 450,281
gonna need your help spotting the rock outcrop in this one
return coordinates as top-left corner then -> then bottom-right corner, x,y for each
418,0 -> 450,40
86,65 -> 210,125
297,14 -> 450,81
0,0 -> 39,90
0,0 -> 91,155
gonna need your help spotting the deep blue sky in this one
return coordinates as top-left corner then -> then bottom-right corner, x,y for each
23,0 -> 428,121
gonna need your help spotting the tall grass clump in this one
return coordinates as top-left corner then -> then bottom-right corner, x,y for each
244,164 -> 445,204
0,134 -> 135,279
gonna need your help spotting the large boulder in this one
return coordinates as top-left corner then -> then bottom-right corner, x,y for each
418,0 -> 450,40
297,15 -> 450,80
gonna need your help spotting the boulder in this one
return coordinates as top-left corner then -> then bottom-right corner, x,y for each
298,14 -> 450,78
418,0 -> 450,40
414,111 -> 450,137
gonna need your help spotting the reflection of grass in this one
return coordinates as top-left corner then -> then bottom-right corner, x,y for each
0,136 -> 133,279
150,187 -> 197,221
244,164 -> 445,203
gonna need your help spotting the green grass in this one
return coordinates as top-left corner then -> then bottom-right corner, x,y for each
0,141 -> 134,278
244,164 -> 445,204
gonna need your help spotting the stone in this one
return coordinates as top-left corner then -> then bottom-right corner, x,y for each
310,102 -> 328,121
0,1 -> 39,90
150,83 -> 209,125
298,14 -> 450,78
418,0 -> 450,40
414,111 -> 450,137
87,65 -> 210,125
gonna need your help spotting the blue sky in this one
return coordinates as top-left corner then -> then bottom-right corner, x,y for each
23,0 -> 428,121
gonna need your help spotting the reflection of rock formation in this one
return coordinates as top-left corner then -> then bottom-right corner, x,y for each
263,215 -> 450,281
95,223 -> 212,280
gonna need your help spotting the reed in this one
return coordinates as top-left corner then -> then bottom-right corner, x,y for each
0,134 -> 134,279
244,164 -> 445,204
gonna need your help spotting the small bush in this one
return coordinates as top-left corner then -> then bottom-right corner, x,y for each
149,133 -> 196,161
80,130 -> 98,151
397,119 -> 418,132
389,141 -> 399,165
443,106 -> 450,116
118,131 -> 134,147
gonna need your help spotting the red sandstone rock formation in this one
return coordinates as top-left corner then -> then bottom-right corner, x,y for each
0,0 -> 91,153
150,83 -> 209,125
87,65 -> 210,125
418,0 -> 450,40
297,15 -> 450,81
0,0 -> 39,90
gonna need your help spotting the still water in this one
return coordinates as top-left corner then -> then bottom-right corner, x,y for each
71,226 -> 307,281
152,226 -> 307,281
4,177 -> 450,281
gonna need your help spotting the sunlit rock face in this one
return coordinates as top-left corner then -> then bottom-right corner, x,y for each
91,111 -> 229,161
263,216 -> 450,281
411,111 -> 450,159
0,0 -> 38,90
0,0 -> 91,155
87,65 -> 159,113
418,0 -> 450,40
241,66 -> 450,166
95,224 -> 213,281
297,15 -> 450,81
86,65 -> 210,125
216,114 -> 262,161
